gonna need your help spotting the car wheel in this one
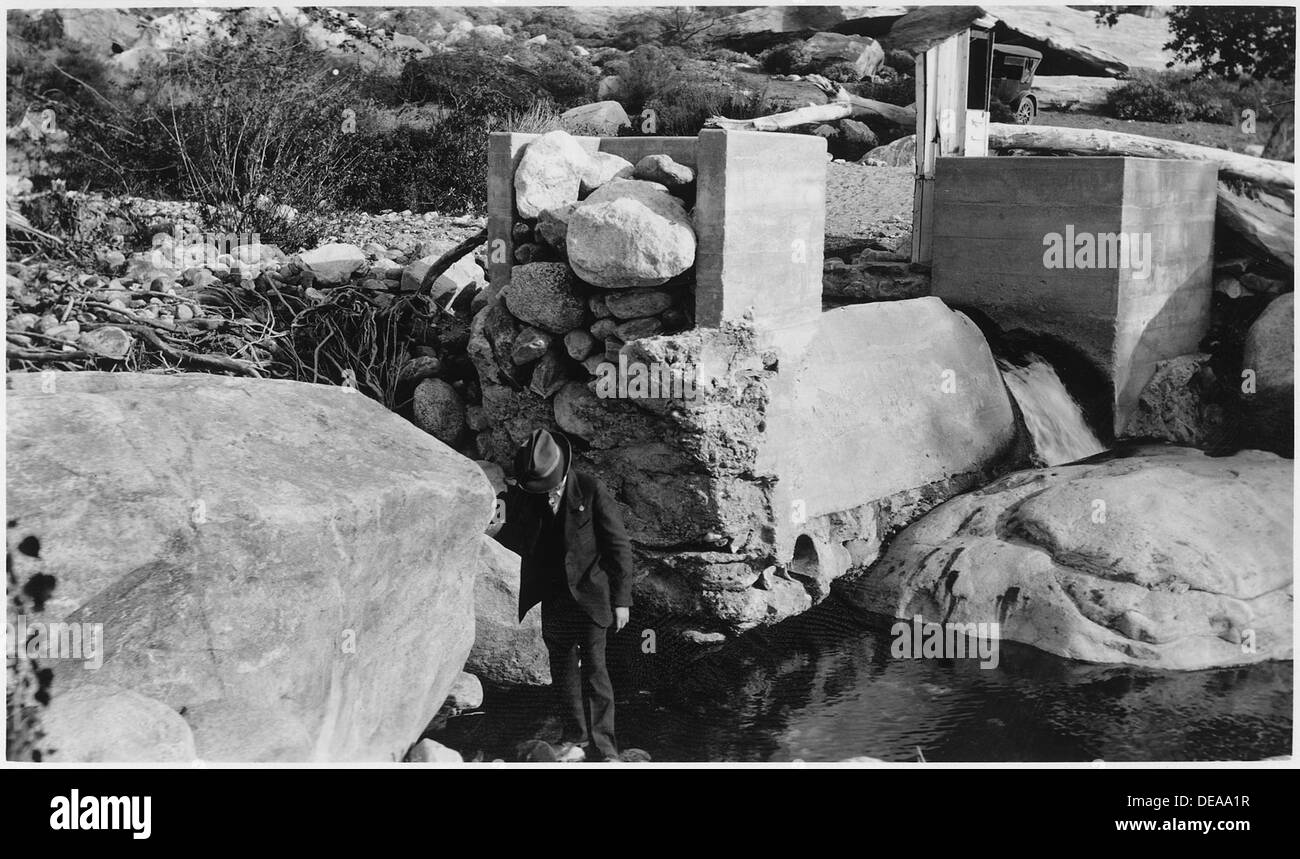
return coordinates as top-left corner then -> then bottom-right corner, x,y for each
1014,96 -> 1035,125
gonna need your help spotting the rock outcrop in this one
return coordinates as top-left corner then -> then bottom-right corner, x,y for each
6,372 -> 494,761
1121,352 -> 1230,448
841,446 -> 1293,669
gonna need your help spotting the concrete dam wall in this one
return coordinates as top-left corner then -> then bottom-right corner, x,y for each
477,128 -> 1035,638
930,156 -> 1217,435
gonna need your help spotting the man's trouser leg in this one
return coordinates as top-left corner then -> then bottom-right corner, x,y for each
577,620 -> 618,761
541,595 -> 618,760
541,596 -> 588,748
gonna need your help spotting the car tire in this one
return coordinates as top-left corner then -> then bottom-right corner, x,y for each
1013,96 -> 1036,125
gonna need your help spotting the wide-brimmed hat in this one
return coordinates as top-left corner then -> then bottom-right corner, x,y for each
513,428 -> 571,494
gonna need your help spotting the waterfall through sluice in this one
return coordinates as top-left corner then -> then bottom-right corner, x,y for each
998,353 -> 1107,466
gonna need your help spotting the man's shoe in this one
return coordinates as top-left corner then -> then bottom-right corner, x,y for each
554,742 -> 586,763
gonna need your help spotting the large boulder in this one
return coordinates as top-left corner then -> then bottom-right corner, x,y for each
841,447 -> 1293,670
466,536 -> 550,686
804,32 -> 885,79
6,372 -> 493,761
297,243 -> 365,286
1242,293 -> 1294,454
514,130 -> 592,219
560,101 -> 631,136
566,180 -> 696,288
504,262 -> 587,333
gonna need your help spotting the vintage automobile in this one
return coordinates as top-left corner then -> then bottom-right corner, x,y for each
991,43 -> 1044,124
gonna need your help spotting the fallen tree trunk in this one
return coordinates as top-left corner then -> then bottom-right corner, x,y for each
708,101 -> 854,132
1216,181 -> 1295,269
988,123 -> 1294,193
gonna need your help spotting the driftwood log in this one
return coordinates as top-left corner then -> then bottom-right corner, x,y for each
987,123 -> 1294,194
708,75 -> 916,131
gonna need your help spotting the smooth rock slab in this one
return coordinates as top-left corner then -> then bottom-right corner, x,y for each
841,446 -> 1293,670
6,372 -> 493,761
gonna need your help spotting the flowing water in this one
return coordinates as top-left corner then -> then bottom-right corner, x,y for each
438,602 -> 1292,763
998,353 -> 1106,466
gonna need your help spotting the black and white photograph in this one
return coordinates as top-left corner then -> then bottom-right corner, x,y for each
2,0 -> 1295,801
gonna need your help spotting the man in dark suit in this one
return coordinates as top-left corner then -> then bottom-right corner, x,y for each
493,428 -> 634,762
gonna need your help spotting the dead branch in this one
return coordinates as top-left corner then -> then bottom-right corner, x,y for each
414,228 -> 488,299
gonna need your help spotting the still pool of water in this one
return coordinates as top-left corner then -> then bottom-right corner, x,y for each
437,600 -> 1292,763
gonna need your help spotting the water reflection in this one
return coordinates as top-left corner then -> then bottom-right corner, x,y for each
438,599 -> 1292,763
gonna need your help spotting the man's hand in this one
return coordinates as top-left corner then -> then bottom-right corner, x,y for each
614,606 -> 629,632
